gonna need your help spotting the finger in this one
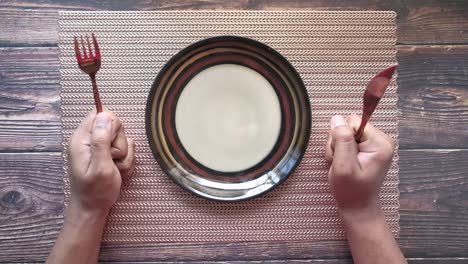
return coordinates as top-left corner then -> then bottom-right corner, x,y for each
68,110 -> 97,163
346,115 -> 395,156
330,115 -> 360,174
72,110 -> 97,140
324,131 -> 334,163
345,114 -> 378,143
115,138 -> 136,177
102,110 -> 118,139
89,112 -> 114,172
100,110 -> 128,159
111,120 -> 128,160
100,109 -> 119,140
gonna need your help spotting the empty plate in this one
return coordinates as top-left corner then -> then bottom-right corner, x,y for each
146,36 -> 311,201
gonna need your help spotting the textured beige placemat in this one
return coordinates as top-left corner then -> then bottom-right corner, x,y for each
59,11 -> 399,242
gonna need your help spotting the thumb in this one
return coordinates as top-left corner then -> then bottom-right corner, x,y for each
90,112 -> 113,164
330,115 -> 359,174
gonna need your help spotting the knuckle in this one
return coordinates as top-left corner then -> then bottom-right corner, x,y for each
111,148 -> 126,159
117,162 -> 130,176
79,174 -> 95,187
331,165 -> 355,179
118,156 -> 135,177
123,138 -> 130,150
382,134 -> 395,151
334,127 -> 355,143
128,139 -> 136,155
112,116 -> 122,129
94,164 -> 116,178
324,144 -> 334,164
387,135 -> 396,149
375,142 -> 395,162
128,138 -> 135,148
106,110 -> 116,120
119,166 -> 129,176
123,159 -> 133,170
91,135 -> 108,148
346,114 -> 361,125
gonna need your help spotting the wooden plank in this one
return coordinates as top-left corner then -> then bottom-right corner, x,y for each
0,149 -> 467,262
0,9 -> 58,47
0,153 -> 63,262
0,47 -> 61,152
398,152 -> 468,260
106,261 -> 354,264
397,45 -> 468,149
107,260 -> 468,264
1,45 -> 468,151
0,0 -> 467,46
408,258 -> 468,264
12,259 -> 468,264
107,259 -> 468,264
398,149 -> 468,257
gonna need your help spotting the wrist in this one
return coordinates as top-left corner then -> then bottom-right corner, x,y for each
66,200 -> 109,228
338,200 -> 384,227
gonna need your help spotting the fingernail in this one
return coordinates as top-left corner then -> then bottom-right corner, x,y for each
330,115 -> 347,129
95,112 -> 110,129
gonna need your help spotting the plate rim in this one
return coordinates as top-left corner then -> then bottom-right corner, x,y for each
145,35 -> 311,202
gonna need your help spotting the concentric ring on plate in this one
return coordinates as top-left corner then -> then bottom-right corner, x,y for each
146,36 -> 311,201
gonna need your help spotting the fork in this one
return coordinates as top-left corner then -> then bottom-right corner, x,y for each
74,33 -> 103,113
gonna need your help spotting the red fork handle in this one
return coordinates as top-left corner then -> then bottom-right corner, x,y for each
355,93 -> 381,141
90,74 -> 103,113
355,65 -> 397,141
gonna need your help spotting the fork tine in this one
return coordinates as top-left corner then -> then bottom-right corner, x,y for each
73,36 -> 82,62
86,35 -> 93,57
80,35 -> 88,59
91,33 -> 101,59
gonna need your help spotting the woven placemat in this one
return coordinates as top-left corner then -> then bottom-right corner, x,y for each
59,11 -> 399,242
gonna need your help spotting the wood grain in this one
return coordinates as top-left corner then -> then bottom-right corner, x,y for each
12,260 -> 468,264
0,150 -> 467,262
0,47 -> 61,152
0,153 -> 63,262
0,0 -> 467,46
408,259 -> 468,264
106,260 -> 468,264
1,2 -> 467,262
107,261 -> 355,264
1,45 -> 467,151
398,149 -> 468,258
397,45 -> 468,149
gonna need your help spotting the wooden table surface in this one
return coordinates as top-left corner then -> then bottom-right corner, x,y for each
0,1 -> 467,263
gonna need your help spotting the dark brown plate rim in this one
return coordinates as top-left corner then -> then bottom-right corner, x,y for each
145,35 -> 311,202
